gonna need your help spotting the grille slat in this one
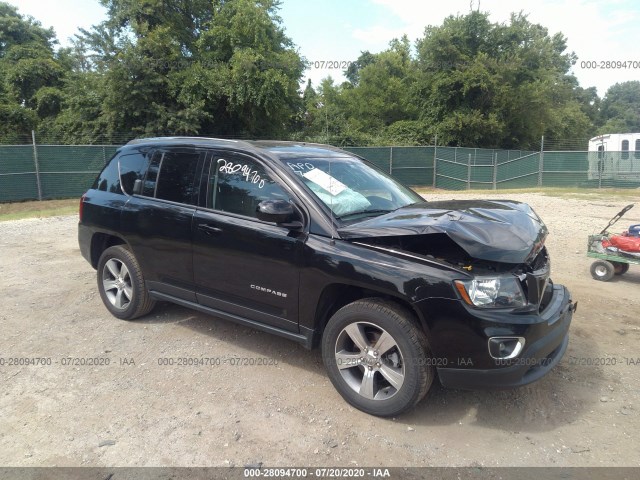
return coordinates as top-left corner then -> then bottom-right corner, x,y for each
521,247 -> 551,311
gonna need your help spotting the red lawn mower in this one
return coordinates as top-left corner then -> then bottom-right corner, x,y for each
588,204 -> 639,281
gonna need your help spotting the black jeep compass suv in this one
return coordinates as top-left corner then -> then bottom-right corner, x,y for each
78,137 -> 575,416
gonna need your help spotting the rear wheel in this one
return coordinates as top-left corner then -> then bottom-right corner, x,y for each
612,261 -> 630,275
97,245 -> 155,320
590,260 -> 615,282
322,299 -> 433,417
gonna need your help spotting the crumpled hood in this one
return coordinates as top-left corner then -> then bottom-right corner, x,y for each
338,200 -> 548,264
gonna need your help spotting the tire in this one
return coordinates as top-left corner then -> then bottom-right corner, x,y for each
611,261 -> 630,275
590,260 -> 615,282
97,245 -> 155,320
321,298 -> 434,417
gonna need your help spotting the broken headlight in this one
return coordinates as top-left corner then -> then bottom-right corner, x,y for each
454,276 -> 527,308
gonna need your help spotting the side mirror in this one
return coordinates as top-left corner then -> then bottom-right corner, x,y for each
257,200 -> 301,228
132,179 -> 143,195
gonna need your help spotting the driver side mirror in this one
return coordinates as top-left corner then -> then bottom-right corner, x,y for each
257,200 -> 302,229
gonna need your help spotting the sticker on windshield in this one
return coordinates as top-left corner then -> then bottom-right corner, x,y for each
302,168 -> 346,196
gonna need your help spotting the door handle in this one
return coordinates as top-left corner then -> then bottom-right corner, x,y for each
197,223 -> 223,236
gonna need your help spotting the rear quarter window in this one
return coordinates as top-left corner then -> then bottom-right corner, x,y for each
92,156 -> 122,193
119,152 -> 150,195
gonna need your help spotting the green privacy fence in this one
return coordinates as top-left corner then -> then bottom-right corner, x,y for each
346,147 -> 640,191
0,145 -> 117,201
345,146 -> 436,186
1,142 -> 639,203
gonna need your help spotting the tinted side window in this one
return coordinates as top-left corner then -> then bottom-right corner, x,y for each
119,152 -> 149,195
92,156 -> 122,193
622,139 -> 629,160
209,154 -> 289,218
143,152 -> 161,197
155,150 -> 201,204
141,149 -> 201,204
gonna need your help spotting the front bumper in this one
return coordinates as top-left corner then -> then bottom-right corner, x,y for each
422,284 -> 575,389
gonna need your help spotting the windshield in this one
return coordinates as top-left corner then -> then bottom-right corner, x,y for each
283,156 -> 423,221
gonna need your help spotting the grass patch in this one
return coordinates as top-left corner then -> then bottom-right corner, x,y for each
0,199 -> 79,222
413,186 -> 639,201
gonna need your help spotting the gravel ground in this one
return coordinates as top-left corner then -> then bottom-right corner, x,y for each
0,192 -> 639,468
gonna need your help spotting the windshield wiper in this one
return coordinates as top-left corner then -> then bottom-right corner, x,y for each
336,209 -> 394,221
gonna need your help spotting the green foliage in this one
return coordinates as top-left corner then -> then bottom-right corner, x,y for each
53,0 -> 304,141
0,2 -> 636,147
0,101 -> 37,142
0,2 -> 56,57
301,37 -> 419,146
345,51 -> 375,86
297,11 -> 601,149
381,120 -> 431,146
598,81 -> 640,134
5,46 -> 66,108
344,36 -> 418,131
0,2 -> 66,142
414,11 -> 590,148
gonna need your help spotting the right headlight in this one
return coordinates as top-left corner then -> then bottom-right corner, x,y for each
454,276 -> 527,309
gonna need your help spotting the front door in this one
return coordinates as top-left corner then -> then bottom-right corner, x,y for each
192,151 -> 305,332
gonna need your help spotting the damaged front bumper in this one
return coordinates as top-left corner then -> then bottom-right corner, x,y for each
419,284 -> 576,389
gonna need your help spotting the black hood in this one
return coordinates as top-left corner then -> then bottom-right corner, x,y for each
338,200 -> 548,264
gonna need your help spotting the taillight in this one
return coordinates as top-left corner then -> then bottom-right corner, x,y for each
79,193 -> 86,221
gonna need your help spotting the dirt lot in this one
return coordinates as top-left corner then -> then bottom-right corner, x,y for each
1,192 -> 639,468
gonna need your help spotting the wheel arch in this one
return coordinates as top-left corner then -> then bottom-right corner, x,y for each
311,283 -> 431,348
90,232 -> 128,268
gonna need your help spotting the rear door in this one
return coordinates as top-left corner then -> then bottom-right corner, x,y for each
192,151 -> 305,332
121,146 -> 205,301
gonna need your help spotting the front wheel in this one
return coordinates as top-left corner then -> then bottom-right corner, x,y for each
322,299 -> 434,417
97,245 -> 155,320
590,260 -> 615,282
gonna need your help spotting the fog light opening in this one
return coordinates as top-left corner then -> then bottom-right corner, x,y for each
488,337 -> 525,360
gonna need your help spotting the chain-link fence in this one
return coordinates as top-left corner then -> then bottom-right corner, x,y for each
347,146 -> 640,190
0,143 -> 118,202
1,136 -> 639,203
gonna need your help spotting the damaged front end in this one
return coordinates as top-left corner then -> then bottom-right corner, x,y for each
341,199 -> 575,388
342,200 -> 555,313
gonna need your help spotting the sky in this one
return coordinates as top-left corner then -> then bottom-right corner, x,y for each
7,0 -> 640,97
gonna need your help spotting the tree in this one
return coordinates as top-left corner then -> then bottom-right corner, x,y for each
414,11 -> 591,148
0,2 -> 67,142
0,2 -> 56,57
61,0 -> 305,140
301,37 -> 420,145
343,36 -> 418,132
598,81 -> 640,134
345,51 -> 376,86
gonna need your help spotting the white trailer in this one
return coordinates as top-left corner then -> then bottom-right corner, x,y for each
588,133 -> 640,182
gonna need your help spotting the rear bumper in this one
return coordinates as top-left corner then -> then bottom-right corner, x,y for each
436,285 -> 575,389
